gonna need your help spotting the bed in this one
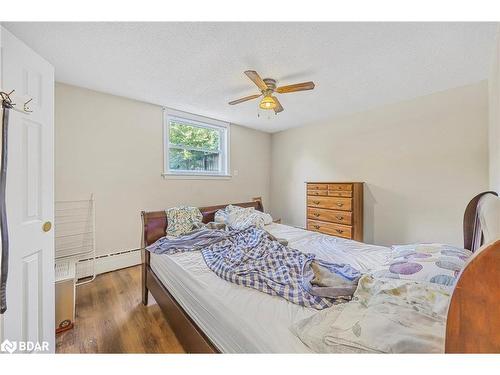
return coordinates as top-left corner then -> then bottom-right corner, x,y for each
141,194 -> 500,353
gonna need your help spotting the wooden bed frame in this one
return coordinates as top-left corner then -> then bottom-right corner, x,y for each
141,194 -> 500,353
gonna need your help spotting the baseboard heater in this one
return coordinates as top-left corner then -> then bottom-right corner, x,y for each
76,248 -> 142,280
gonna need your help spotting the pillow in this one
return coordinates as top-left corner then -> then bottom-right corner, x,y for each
370,243 -> 472,287
214,204 -> 233,223
214,205 -> 273,230
166,206 -> 203,237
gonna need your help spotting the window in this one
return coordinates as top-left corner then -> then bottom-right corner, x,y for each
163,109 -> 230,178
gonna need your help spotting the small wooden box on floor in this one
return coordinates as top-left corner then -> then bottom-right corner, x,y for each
55,261 -> 76,334
306,182 -> 363,241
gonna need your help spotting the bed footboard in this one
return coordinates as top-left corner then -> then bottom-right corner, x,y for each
446,239 -> 500,353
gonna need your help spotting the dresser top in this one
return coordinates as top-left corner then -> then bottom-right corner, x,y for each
305,181 -> 364,184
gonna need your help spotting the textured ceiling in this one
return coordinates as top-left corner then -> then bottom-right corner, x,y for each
4,22 -> 498,132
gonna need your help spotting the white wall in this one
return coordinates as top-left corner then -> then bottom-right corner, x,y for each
489,29 -> 500,192
55,83 -> 272,256
270,82 -> 489,247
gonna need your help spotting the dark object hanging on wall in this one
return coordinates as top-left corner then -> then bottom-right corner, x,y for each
0,91 -> 13,314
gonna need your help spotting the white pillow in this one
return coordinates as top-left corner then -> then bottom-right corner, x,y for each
214,205 -> 273,230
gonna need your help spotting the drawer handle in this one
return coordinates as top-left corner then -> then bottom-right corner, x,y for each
313,225 -> 320,229
336,216 -> 343,220
336,203 -> 343,207
313,200 -> 320,205
335,229 -> 344,234
313,213 -> 320,217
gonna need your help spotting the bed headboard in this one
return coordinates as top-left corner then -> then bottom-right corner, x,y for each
141,199 -> 264,247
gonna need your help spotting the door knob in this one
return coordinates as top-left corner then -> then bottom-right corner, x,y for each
42,221 -> 52,232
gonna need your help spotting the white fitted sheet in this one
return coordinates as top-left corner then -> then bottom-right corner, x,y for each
150,223 -> 392,353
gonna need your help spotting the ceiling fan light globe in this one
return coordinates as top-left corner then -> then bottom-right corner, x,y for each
259,95 -> 277,110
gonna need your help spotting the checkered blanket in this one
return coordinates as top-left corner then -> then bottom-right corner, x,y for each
148,226 -> 360,309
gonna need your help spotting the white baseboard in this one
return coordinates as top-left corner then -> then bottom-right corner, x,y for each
76,249 -> 141,279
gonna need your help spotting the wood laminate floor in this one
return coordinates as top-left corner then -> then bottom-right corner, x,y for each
56,265 -> 185,353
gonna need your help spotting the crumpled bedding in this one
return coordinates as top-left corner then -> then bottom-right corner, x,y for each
292,275 -> 450,353
147,226 -> 362,309
147,228 -> 228,254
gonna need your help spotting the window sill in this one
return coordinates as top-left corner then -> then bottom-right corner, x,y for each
162,173 -> 232,180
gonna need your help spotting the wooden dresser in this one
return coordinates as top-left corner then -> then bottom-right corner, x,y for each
306,182 -> 363,241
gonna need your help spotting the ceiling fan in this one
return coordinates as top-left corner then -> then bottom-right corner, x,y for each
228,70 -> 315,114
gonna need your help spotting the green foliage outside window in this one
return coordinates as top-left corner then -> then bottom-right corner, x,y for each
169,121 -> 220,150
169,121 -> 221,172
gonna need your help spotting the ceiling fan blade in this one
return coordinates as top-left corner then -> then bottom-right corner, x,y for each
244,70 -> 268,91
273,97 -> 284,113
276,81 -> 315,94
228,94 -> 262,105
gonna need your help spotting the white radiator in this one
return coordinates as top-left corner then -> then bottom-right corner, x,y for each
76,249 -> 142,279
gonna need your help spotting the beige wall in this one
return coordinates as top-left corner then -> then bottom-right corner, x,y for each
270,82 -> 489,247
489,29 -> 500,192
56,80 -> 489,253
55,83 -> 272,256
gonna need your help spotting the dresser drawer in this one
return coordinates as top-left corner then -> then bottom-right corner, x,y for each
307,208 -> 352,225
307,189 -> 328,196
307,183 -> 328,190
327,190 -> 352,198
328,183 -> 352,191
307,196 -> 352,211
307,219 -> 352,239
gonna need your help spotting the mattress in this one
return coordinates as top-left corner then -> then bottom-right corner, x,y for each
150,223 -> 392,353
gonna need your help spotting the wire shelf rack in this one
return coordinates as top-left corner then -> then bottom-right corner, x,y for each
55,195 -> 96,286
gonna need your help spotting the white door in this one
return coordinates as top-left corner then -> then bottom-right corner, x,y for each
0,27 -> 55,353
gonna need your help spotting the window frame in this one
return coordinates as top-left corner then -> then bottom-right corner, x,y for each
162,108 -> 231,179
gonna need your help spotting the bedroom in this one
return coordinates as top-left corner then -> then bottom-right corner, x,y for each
1,0 -> 500,371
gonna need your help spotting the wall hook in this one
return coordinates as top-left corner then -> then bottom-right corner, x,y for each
24,98 -> 33,113
1,90 -> 34,114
